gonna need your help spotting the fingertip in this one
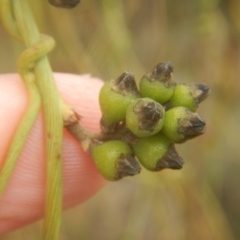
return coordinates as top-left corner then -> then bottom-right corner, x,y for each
0,73 -> 106,234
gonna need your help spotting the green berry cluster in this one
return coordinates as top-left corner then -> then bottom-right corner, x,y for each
90,62 -> 210,181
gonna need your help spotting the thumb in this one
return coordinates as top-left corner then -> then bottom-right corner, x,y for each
0,73 -> 106,234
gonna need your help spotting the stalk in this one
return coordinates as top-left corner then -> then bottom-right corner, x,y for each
0,1 -> 64,239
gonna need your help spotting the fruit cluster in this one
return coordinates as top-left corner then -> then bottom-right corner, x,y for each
90,62 -> 210,181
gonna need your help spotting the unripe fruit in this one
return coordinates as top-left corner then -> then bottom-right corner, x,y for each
126,98 -> 165,137
170,83 -> 210,111
133,133 -> 184,171
139,62 -> 176,104
99,71 -> 140,129
90,140 -> 141,181
162,106 -> 206,143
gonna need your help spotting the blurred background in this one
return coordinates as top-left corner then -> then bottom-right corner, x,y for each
1,0 -> 240,239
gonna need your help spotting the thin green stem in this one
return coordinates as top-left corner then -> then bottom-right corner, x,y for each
0,1 -> 41,196
0,67 -> 40,196
0,0 -> 21,40
14,1 -> 63,239
0,0 -> 64,239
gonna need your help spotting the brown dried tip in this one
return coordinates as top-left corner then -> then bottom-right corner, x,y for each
149,62 -> 174,82
48,0 -> 80,8
112,71 -> 139,95
63,110 -> 81,126
178,111 -> 206,141
116,154 -> 141,179
189,83 -> 210,104
156,145 -> 184,170
100,118 -> 119,134
137,101 -> 163,132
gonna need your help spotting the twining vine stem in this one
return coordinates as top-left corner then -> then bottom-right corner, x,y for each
0,1 -> 65,239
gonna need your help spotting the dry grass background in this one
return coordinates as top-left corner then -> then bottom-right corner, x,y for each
0,0 -> 240,239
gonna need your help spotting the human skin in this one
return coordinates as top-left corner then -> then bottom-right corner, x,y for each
0,73 -> 106,235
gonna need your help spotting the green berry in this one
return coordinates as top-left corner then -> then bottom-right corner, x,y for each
170,83 -> 210,111
133,133 -> 184,171
99,71 -> 140,128
162,106 -> 206,143
126,98 -> 165,137
139,62 -> 176,104
90,140 -> 141,181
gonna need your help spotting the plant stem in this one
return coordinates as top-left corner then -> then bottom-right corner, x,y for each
0,0 -> 21,40
0,1 -> 41,197
14,1 -> 64,239
0,0 -> 64,239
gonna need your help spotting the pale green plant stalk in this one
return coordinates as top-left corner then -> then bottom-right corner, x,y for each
0,1 -> 64,239
0,1 -> 41,196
